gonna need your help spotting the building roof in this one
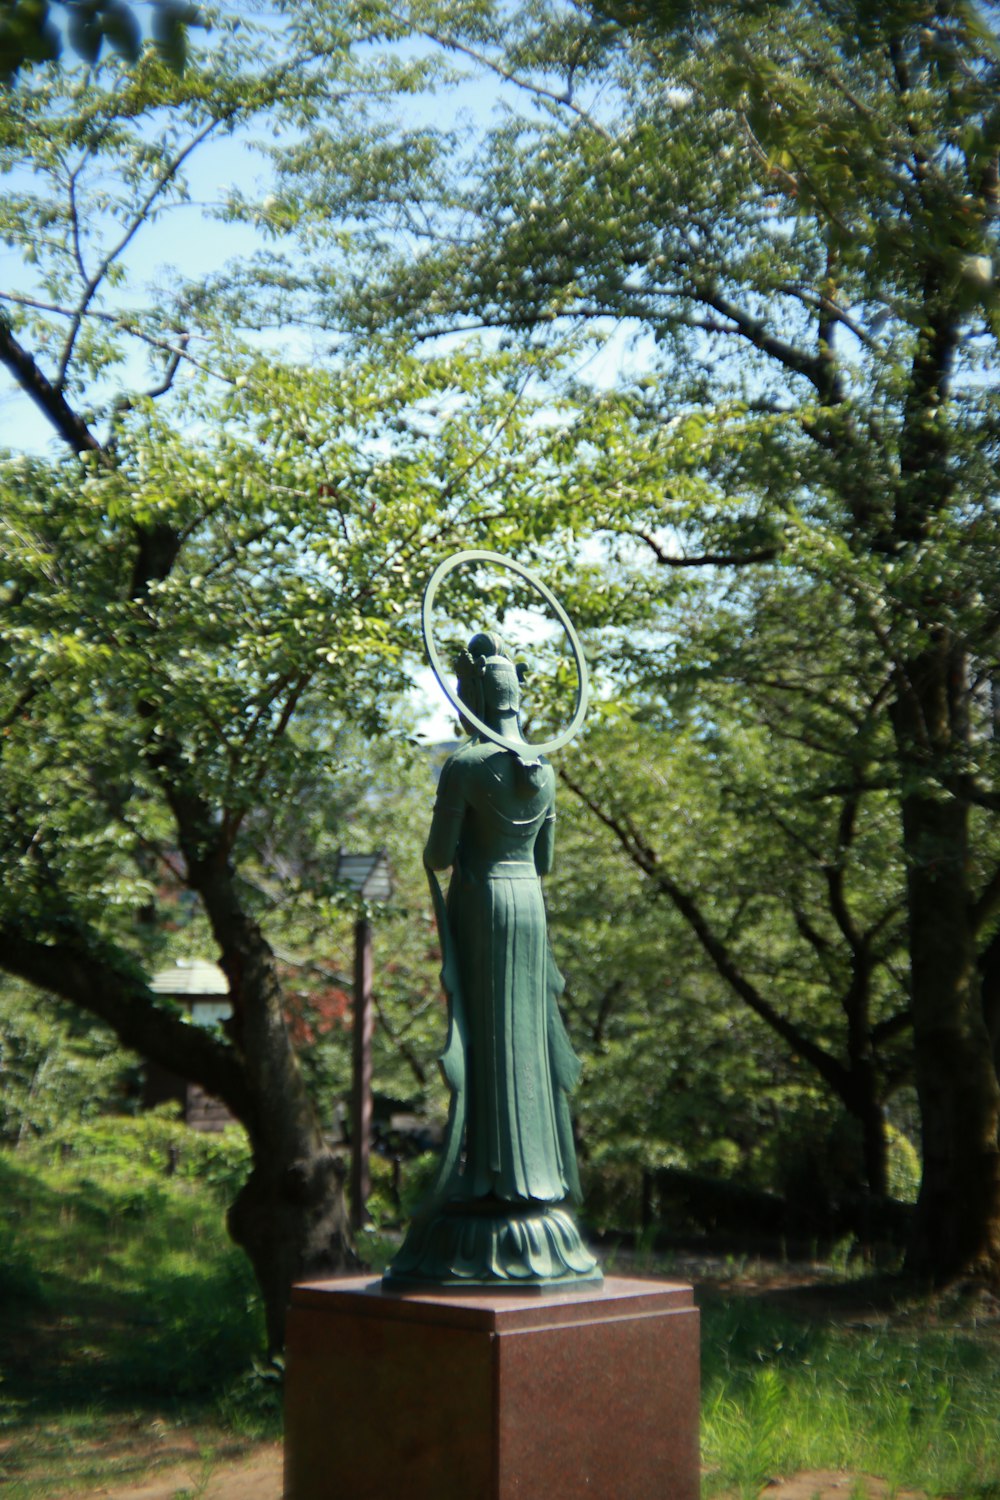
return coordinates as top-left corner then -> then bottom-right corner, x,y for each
150,958 -> 229,997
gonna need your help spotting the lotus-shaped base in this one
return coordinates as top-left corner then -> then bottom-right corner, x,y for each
383,1199 -> 602,1292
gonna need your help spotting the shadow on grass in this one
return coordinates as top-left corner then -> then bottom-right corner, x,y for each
0,1153 -> 261,1403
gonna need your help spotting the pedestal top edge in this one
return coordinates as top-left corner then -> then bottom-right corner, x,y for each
290,1273 -> 695,1329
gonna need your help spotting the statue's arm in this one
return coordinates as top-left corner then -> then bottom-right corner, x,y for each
534,780 -> 557,876
424,762 -> 465,871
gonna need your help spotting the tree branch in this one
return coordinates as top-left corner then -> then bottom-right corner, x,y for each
823,790 -> 864,957
591,976 -> 624,1048
112,333 -> 191,418
57,112 -> 234,387
633,528 -> 779,568
0,927 -> 250,1116
871,1008 -> 913,1046
0,316 -> 108,460
0,293 -> 229,386
371,989 -> 429,1088
558,764 -> 853,1099
404,20 -> 614,141
693,283 -> 827,389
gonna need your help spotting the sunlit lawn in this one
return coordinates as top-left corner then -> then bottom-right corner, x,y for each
699,1276 -> 1000,1498
2,1123 -> 999,1499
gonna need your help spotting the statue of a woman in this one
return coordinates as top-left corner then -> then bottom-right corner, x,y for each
385,632 -> 600,1289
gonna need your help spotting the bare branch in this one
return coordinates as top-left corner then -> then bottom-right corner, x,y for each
371,990 -> 429,1088
800,286 -> 880,352
794,905 -> 832,957
112,332 -> 191,419
694,283 -> 827,389
633,528 -> 779,568
56,111 -> 235,388
591,977 -> 624,1049
403,20 -> 614,141
823,790 -> 864,956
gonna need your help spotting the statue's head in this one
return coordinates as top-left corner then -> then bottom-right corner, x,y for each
455,630 -> 524,725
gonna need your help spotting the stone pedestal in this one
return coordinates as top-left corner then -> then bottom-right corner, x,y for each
284,1274 -> 700,1500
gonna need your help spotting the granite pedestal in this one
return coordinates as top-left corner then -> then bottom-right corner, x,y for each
284,1274 -> 700,1499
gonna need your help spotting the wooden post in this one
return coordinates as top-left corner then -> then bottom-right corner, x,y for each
350,915 -> 374,1232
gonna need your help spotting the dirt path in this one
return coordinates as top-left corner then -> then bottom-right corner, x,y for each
76,1450 -> 928,1500
757,1477 -> 926,1500
67,1445 -> 282,1500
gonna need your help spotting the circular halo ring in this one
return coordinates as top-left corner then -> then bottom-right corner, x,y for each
421,549 -> 590,757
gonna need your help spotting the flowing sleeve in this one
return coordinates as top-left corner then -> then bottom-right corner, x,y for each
393,761 -> 470,1256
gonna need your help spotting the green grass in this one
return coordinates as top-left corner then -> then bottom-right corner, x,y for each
699,1282 -> 1000,1498
2,1127 -> 999,1500
0,1117 -> 279,1499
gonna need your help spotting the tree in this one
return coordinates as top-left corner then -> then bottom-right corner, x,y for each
0,31 -> 361,1356
273,0 -> 1000,1281
0,342 -> 600,1348
0,31 -> 614,1350
543,732 -> 838,1206
557,586 -> 913,1204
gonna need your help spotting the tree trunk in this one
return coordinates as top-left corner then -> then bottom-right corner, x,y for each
193,864 -> 358,1355
979,929 -> 1000,1084
132,597 -> 358,1351
858,1088 -> 888,1201
886,266 -> 1000,1278
894,652 -> 1000,1280
229,1149 -> 353,1358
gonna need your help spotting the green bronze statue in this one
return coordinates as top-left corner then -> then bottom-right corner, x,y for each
384,553 -> 600,1290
